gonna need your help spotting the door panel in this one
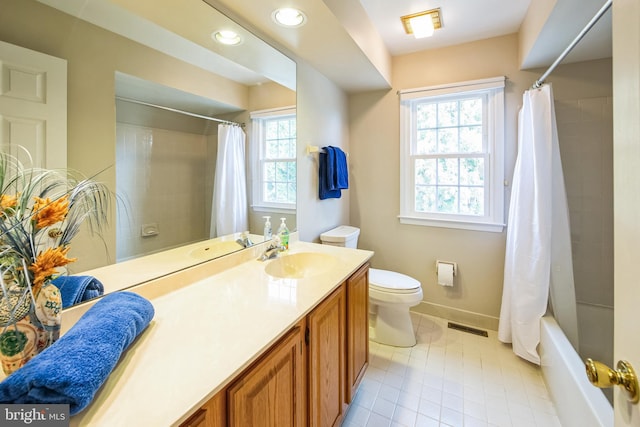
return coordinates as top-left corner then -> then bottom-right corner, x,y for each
0,40 -> 67,169
613,0 -> 640,425
308,285 -> 346,427
347,264 -> 369,402
227,325 -> 305,427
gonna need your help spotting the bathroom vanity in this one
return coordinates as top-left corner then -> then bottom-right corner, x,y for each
184,262 -> 369,427
63,239 -> 372,426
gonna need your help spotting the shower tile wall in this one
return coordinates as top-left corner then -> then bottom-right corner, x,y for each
116,123 -> 210,261
555,97 -> 613,372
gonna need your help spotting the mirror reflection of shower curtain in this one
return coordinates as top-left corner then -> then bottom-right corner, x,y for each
211,124 -> 248,237
498,84 -> 579,365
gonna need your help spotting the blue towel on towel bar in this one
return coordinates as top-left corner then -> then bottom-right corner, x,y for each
330,146 -> 349,190
319,148 -> 341,199
0,291 -> 154,415
53,275 -> 104,308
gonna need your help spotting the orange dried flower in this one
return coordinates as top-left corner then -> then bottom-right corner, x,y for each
29,246 -> 77,287
32,195 -> 69,229
0,194 -> 18,212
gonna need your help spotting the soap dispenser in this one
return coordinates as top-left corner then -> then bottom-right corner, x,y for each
277,217 -> 289,250
263,216 -> 272,241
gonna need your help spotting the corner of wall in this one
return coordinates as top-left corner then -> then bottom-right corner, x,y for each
296,62 -> 350,242
518,0 -> 556,68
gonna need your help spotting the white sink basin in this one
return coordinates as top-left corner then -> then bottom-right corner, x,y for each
189,240 -> 243,260
264,252 -> 338,279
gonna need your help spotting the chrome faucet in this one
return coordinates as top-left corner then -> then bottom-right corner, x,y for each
259,239 -> 285,261
236,231 -> 254,248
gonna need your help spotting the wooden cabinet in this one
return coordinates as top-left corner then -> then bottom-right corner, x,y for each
227,323 -> 306,427
346,263 -> 369,402
307,285 -> 346,427
181,264 -> 369,427
180,408 -> 207,427
180,393 -> 226,427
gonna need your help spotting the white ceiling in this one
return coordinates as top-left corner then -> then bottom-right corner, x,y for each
39,0 -> 613,95
358,0 -> 531,56
357,0 -> 611,67
37,0 -> 297,115
37,0 -> 296,90
210,0 -> 613,92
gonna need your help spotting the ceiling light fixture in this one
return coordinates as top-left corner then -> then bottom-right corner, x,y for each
401,8 -> 442,39
272,8 -> 307,28
212,30 -> 242,46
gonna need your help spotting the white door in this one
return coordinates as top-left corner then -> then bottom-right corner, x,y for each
0,40 -> 67,169
613,0 -> 640,425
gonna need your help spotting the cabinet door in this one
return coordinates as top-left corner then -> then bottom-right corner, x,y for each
179,408 -> 207,427
308,284 -> 346,427
179,392 -> 225,427
227,324 -> 305,427
347,264 -> 369,402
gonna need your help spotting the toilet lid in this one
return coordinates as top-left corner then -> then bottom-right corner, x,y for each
369,268 -> 421,294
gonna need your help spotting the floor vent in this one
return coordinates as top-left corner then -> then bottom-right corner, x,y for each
447,322 -> 488,337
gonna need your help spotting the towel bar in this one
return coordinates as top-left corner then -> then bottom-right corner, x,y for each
306,145 -> 349,157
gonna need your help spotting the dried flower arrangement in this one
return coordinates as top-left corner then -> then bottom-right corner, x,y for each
0,151 -> 110,374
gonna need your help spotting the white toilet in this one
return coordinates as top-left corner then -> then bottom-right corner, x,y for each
320,226 -> 423,347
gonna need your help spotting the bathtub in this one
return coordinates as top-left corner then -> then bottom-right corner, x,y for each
540,316 -> 613,427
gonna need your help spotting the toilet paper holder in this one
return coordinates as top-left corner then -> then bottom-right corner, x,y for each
436,260 -> 457,276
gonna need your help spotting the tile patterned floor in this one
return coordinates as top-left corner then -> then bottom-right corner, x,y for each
342,313 -> 562,427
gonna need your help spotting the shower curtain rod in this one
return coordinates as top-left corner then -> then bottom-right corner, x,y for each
115,96 -> 244,127
532,0 -> 612,89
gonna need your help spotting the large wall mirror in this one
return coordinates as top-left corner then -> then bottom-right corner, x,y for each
0,0 -> 297,305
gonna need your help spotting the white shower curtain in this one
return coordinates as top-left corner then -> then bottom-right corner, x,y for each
211,124 -> 248,237
498,84 -> 579,365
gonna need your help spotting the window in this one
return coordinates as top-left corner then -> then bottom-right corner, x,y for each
250,106 -> 296,211
399,77 -> 505,232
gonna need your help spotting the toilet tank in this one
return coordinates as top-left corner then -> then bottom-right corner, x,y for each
320,226 -> 360,248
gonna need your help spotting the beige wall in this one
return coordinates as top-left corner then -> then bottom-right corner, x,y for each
296,62 -> 350,242
349,33 -> 612,329
518,0 -> 557,67
248,82 -> 297,111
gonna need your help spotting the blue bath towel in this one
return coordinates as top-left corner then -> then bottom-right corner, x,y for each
53,275 -> 104,308
319,148 -> 341,199
324,146 -> 337,190
0,291 -> 154,415
330,146 -> 349,190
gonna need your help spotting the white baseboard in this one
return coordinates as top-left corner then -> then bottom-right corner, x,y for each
411,301 -> 500,331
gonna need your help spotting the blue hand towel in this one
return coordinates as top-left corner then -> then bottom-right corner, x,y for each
319,148 -> 341,199
0,291 -> 154,415
324,146 -> 337,190
53,275 -> 104,308
330,146 -> 349,189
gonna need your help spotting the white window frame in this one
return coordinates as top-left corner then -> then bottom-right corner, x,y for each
399,77 -> 505,232
250,106 -> 297,213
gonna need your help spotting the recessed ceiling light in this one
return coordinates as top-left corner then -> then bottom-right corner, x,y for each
212,30 -> 242,46
272,8 -> 307,28
401,8 -> 442,39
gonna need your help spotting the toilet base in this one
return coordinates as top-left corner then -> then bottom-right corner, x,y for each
369,304 -> 417,347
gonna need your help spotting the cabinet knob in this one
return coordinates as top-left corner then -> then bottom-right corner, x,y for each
585,358 -> 639,403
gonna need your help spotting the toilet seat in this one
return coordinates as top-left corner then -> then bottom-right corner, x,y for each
369,268 -> 421,294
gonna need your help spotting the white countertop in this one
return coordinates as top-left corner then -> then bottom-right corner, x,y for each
81,232 -> 264,296
68,240 -> 373,426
